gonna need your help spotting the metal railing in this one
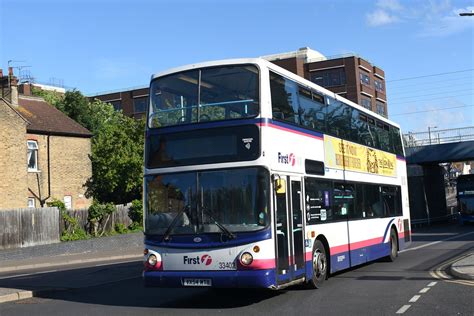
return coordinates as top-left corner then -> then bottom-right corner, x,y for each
403,126 -> 474,147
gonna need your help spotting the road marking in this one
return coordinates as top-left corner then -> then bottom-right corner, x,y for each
397,280 -> 440,313
396,305 -> 411,314
0,270 -> 58,280
400,231 -> 474,253
429,253 -> 474,287
411,233 -> 457,236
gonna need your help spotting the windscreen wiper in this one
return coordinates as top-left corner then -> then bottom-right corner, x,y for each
201,207 -> 236,240
162,205 -> 189,242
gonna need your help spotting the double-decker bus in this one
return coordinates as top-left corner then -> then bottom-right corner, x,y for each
457,174 -> 474,224
143,58 -> 411,289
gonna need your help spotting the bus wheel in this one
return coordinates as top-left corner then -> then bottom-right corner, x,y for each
386,229 -> 398,262
308,240 -> 327,288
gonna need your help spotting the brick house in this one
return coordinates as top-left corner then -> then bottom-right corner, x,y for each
0,68 -> 92,210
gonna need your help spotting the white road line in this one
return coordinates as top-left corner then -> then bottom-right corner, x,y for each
411,233 -> 457,236
428,281 -> 437,287
409,295 -> 421,303
0,270 -> 58,280
419,287 -> 430,293
396,305 -> 411,314
400,231 -> 474,253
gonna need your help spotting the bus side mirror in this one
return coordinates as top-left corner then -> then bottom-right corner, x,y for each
275,178 -> 286,194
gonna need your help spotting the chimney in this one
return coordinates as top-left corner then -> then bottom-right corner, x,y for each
19,83 -> 32,96
8,67 -> 19,107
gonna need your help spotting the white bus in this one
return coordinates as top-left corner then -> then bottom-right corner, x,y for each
143,58 -> 411,289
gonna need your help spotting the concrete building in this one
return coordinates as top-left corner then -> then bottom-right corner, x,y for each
89,86 -> 148,119
89,47 -> 389,119
262,47 -> 388,117
0,68 -> 92,210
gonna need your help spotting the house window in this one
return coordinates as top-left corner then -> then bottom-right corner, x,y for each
63,195 -> 72,210
361,97 -> 371,110
109,100 -> 122,111
374,80 -> 384,92
376,101 -> 386,117
27,198 -> 35,208
133,97 -> 148,114
360,72 -> 370,86
310,68 -> 346,87
27,140 -> 38,171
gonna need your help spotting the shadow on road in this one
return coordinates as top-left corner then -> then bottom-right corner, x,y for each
33,276 -> 282,309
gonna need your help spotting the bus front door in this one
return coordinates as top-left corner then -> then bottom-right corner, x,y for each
274,176 -> 305,285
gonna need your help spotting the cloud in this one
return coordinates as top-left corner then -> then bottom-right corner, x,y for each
418,5 -> 474,37
377,0 -> 403,12
366,1 -> 474,37
366,9 -> 399,26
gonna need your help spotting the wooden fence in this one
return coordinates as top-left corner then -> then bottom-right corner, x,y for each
0,207 -> 60,250
1,205 -> 134,250
59,205 -> 132,233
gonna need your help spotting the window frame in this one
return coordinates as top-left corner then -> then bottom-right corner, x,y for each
27,140 -> 39,172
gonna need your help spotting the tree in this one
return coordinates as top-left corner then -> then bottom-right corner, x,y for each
41,89 -> 145,204
55,90 -> 94,132
84,102 -> 145,204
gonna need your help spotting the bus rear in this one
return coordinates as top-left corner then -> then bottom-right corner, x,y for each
457,174 -> 474,224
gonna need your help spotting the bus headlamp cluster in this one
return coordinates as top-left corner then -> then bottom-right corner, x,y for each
148,254 -> 158,266
240,252 -> 253,266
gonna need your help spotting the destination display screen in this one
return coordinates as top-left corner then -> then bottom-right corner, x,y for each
146,125 -> 260,168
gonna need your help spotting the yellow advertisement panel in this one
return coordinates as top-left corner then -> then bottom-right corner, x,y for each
324,135 -> 397,177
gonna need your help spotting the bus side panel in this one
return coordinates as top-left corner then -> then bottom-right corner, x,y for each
306,222 -> 351,274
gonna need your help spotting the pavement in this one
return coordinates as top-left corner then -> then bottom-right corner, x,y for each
0,232 -> 143,304
0,230 -> 473,305
450,253 -> 474,280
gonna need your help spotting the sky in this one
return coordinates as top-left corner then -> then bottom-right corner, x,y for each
1,0 -> 473,133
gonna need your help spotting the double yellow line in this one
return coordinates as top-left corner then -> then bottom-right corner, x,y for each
430,253 -> 474,287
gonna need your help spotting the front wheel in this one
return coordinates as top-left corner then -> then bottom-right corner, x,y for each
308,240 -> 328,288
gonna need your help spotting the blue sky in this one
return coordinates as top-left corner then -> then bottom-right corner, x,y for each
1,0 -> 473,133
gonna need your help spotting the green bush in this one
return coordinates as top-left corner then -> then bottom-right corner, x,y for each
47,199 -> 66,213
128,199 -> 143,229
115,223 -> 128,234
48,199 -> 89,241
88,201 -> 116,236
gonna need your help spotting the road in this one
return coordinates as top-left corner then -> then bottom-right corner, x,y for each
0,223 -> 473,316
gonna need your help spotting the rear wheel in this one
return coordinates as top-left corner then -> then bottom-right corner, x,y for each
386,228 -> 398,262
308,240 -> 327,288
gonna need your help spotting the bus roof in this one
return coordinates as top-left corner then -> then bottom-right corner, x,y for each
150,58 -> 400,129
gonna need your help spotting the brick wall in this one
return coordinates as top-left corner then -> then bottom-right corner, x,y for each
0,100 -> 28,209
26,134 -> 92,209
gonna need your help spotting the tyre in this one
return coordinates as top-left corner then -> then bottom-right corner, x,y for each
386,228 -> 398,262
307,240 -> 328,288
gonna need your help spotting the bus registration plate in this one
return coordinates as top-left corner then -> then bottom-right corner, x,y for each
183,278 -> 212,287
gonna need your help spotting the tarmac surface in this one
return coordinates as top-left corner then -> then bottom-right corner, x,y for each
0,227 -> 473,305
0,232 -> 143,303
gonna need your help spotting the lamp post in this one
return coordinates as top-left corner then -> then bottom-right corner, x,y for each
428,126 -> 437,145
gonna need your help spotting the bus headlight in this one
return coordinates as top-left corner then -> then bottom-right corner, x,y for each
240,252 -> 253,266
148,254 -> 158,266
